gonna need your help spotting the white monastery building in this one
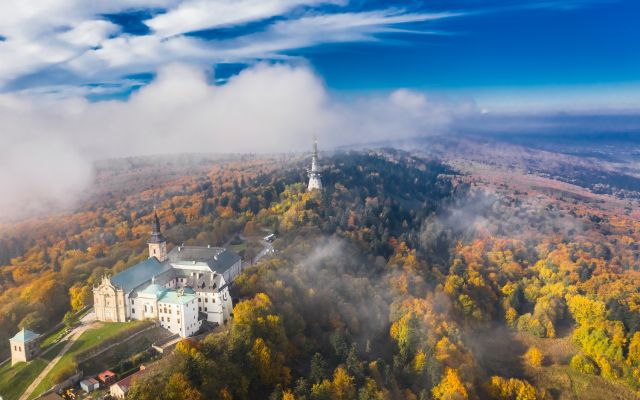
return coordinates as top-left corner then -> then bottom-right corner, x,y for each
93,210 -> 241,338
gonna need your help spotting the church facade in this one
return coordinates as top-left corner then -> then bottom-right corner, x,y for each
93,211 -> 241,338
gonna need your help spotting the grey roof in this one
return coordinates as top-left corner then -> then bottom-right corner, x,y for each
168,246 -> 240,274
111,257 -> 171,293
151,268 -> 223,293
10,328 -> 39,343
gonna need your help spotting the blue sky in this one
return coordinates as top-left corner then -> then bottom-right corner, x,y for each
0,0 -> 638,110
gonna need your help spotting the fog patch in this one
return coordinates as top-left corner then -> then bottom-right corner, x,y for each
0,63 -> 473,220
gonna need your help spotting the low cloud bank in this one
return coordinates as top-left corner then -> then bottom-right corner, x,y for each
0,63 -> 473,219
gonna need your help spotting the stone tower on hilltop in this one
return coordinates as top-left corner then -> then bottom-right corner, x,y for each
148,208 -> 167,262
308,138 -> 323,191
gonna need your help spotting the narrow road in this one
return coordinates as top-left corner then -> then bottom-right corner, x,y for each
253,242 -> 274,264
19,323 -> 92,400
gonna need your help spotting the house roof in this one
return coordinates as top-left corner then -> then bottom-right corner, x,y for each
80,378 -> 99,385
113,368 -> 147,391
168,246 -> 240,274
10,328 -> 39,343
111,257 -> 171,293
99,370 -> 116,378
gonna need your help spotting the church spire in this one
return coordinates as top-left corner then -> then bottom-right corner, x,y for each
151,207 -> 162,237
148,207 -> 168,262
307,137 -> 323,191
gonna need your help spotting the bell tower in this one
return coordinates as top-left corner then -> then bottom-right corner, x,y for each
307,138 -> 323,191
148,208 -> 167,262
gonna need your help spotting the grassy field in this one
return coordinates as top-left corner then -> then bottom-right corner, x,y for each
469,325 -> 638,400
40,325 -> 69,349
79,325 -> 170,376
0,359 -> 48,400
229,241 -> 247,254
28,321 -> 148,399
0,342 -> 65,400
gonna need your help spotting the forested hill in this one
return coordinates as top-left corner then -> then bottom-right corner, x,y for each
2,149 -> 640,399
128,150 -> 640,399
0,151 -> 456,360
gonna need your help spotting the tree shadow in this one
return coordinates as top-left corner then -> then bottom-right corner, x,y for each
464,324 -> 528,379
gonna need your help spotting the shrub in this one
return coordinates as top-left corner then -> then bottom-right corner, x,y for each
570,354 -> 598,375
525,347 -> 544,367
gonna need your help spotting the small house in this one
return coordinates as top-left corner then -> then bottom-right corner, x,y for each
80,377 -> 100,393
97,370 -> 117,385
9,328 -> 40,365
109,366 -> 146,399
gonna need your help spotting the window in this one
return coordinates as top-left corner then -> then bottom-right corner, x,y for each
161,317 -> 164,322
177,310 -> 180,315
144,305 -> 147,312
131,299 -> 134,304
204,307 -> 207,311
205,298 -> 208,303
132,308 -> 135,314
178,319 -> 181,324
198,298 -> 201,302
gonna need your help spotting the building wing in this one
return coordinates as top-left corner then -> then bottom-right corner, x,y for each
168,246 -> 240,274
111,257 -> 171,293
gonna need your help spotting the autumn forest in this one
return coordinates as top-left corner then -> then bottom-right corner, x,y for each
1,148 -> 640,399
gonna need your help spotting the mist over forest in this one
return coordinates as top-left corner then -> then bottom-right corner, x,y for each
1,145 -> 639,399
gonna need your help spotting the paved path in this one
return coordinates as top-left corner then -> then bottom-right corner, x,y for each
253,241 -> 274,264
19,323 -> 92,400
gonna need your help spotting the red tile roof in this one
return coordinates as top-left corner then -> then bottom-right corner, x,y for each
113,368 -> 147,391
98,370 -> 116,382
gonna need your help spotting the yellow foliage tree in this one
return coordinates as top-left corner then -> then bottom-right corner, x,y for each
525,347 -> 543,367
488,376 -> 537,400
627,332 -> 640,366
332,367 -> 356,400
69,284 -> 91,312
165,372 -> 205,400
432,368 -> 468,400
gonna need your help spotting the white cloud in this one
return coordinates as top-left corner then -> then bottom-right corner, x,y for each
62,9 -> 459,86
0,63 -> 473,219
0,0 -> 462,91
58,20 -> 120,47
145,0 -> 346,38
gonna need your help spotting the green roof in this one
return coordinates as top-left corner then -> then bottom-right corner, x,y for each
158,289 -> 196,305
139,283 -> 167,298
10,328 -> 39,343
111,257 -> 171,293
